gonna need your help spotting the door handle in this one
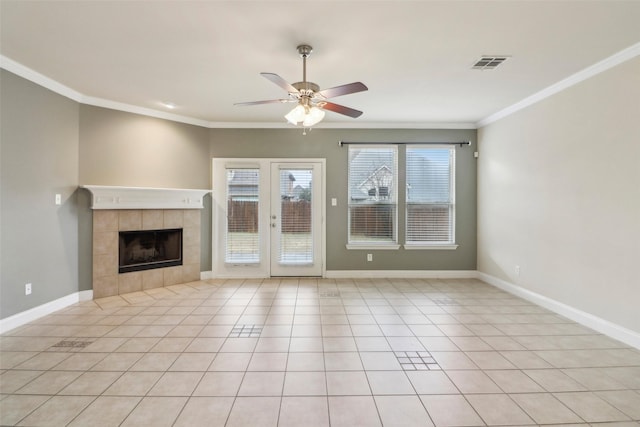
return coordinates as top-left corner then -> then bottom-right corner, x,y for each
271,223 -> 277,228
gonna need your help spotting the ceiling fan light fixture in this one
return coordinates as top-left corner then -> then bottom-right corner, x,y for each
285,104 -> 325,127
238,44 -> 367,127
303,106 -> 325,127
285,104 -> 307,125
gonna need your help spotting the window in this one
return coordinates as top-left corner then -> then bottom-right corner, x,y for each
406,146 -> 455,246
348,146 -> 398,246
225,168 -> 260,263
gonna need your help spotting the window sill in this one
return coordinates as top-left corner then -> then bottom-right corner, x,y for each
346,244 -> 401,250
403,244 -> 458,250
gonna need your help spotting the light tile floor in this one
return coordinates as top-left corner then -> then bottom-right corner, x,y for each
1,278 -> 639,426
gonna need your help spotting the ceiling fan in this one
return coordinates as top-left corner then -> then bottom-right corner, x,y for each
235,44 -> 368,128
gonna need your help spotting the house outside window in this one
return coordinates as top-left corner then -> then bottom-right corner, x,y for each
346,144 -> 458,250
348,146 -> 398,246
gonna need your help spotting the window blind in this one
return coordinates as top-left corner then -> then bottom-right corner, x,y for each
406,147 -> 455,243
225,168 -> 260,263
348,146 -> 398,244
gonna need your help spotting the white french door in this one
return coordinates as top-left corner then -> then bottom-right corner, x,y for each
270,162 -> 322,276
212,158 -> 324,278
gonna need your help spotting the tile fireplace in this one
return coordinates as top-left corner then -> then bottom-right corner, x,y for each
83,186 -> 210,298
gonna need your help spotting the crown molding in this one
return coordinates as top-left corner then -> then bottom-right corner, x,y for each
477,41 -> 640,128
0,55 -> 83,102
5,42 -> 638,132
207,121 -> 478,130
80,95 -> 212,128
0,54 -> 475,130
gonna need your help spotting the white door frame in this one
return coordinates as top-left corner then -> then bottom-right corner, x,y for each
211,158 -> 326,278
270,162 -> 323,277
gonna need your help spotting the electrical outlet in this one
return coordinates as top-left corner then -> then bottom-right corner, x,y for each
25,283 -> 32,295
515,265 -> 520,276
367,254 -> 373,262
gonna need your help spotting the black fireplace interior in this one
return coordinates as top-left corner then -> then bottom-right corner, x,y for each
119,228 -> 183,273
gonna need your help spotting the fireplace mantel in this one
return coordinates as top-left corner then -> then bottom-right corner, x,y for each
81,185 -> 210,210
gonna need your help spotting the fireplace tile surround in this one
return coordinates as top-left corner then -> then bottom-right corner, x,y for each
92,209 -> 201,298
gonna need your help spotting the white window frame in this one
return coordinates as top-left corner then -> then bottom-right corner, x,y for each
404,145 -> 458,250
224,167 -> 262,265
346,145 -> 400,250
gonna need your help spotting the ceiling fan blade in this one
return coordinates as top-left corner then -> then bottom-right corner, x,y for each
317,82 -> 368,99
321,102 -> 363,118
261,73 -> 299,94
234,99 -> 292,106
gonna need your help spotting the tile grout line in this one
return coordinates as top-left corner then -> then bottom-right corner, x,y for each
2,277 -> 639,426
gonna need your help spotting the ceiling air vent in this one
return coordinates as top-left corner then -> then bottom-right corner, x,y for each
472,56 -> 509,70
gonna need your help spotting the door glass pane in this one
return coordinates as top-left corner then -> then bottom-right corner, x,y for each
225,169 -> 259,263
279,168 -> 313,264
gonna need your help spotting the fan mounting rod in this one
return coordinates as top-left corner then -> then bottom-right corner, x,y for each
297,44 -> 313,83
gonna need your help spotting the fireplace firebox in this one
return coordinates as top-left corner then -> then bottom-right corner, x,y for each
119,228 -> 183,274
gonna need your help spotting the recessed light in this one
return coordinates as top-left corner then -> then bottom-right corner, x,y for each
161,101 -> 176,109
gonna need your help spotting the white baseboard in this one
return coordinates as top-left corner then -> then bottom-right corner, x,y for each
201,271 -> 267,280
200,271 -> 214,280
203,269 -> 478,280
477,271 -> 640,350
5,272 -> 637,350
325,270 -> 478,279
0,290 -> 93,334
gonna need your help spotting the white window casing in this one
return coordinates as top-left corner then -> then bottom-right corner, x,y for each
347,145 -> 398,247
405,145 -> 456,248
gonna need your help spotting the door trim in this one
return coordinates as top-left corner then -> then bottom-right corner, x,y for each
211,158 -> 326,279
270,162 -> 323,277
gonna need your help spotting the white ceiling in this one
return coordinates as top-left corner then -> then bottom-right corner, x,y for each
1,1 -> 639,128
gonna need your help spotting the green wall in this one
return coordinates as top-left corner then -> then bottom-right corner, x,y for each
1,70 -> 80,319
1,70 -> 476,322
77,105 -> 213,282
79,106 -> 211,189
209,128 -> 477,271
478,57 -> 640,333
